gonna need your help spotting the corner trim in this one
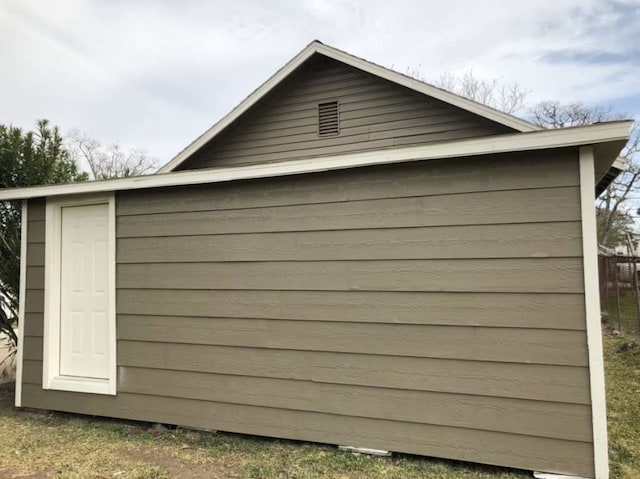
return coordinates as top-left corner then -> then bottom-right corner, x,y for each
14,200 -> 28,408
42,194 -> 117,396
579,145 -> 609,479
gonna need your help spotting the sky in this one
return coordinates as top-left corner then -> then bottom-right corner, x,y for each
0,0 -> 638,168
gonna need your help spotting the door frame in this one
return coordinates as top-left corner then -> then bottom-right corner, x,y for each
42,193 -> 116,395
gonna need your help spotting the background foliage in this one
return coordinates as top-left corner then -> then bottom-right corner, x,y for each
0,120 -> 87,348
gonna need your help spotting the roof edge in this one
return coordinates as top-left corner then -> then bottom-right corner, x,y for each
595,156 -> 628,197
158,41 -> 321,173
313,42 -> 541,133
2,121 -> 632,202
158,40 -> 540,173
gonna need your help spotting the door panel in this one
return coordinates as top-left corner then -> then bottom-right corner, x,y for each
59,203 -> 110,379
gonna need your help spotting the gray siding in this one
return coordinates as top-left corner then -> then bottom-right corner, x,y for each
177,55 -> 513,170
22,197 -> 45,363
21,149 -> 595,478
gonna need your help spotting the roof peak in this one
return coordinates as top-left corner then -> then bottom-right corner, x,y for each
159,41 -> 541,173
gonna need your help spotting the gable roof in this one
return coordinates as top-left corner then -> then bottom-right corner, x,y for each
158,41 -> 541,173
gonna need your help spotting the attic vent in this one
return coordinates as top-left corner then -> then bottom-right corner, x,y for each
318,101 -> 339,136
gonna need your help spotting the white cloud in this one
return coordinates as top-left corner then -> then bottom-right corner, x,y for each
0,0 -> 637,164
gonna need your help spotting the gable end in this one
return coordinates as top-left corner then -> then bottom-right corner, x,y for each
160,41 -> 539,172
177,55 -> 516,170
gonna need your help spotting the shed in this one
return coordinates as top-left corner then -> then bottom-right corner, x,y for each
2,41 -> 632,479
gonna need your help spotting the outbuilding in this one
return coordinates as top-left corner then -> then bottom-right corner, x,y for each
3,41 -> 631,479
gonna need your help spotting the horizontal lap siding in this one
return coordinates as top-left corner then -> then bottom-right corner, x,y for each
22,340 -> 591,405
21,198 -> 46,414
19,383 -> 592,476
121,152 -> 579,215
125,150 -> 590,477
178,57 -> 512,170
115,316 -> 588,366
28,289 -> 586,330
19,360 -> 591,441
115,258 -> 584,293
116,187 -> 581,236
21,151 -> 594,477
116,222 -> 583,262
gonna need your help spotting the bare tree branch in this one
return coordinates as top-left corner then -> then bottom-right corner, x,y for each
530,101 -> 628,129
590,121 -> 640,246
67,130 -> 159,180
426,69 -> 530,114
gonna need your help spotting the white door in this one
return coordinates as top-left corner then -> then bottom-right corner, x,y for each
59,203 -> 110,379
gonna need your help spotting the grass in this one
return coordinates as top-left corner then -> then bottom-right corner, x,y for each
604,332 -> 640,479
0,381 -> 528,479
602,290 -> 640,338
0,334 -> 638,477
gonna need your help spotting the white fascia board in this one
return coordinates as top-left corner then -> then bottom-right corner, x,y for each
579,146 -> 609,479
0,121 -> 632,202
158,41 -> 538,173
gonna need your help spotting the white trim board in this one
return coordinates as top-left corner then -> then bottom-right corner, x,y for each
579,146 -> 609,479
42,194 -> 117,395
14,200 -> 28,408
612,156 -> 627,171
338,446 -> 391,456
159,40 -> 540,172
0,121 -> 632,202
534,473 -> 590,479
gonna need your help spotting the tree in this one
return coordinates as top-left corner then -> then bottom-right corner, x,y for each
596,207 -> 634,249
411,69 -> 529,114
67,130 -> 158,180
0,120 -> 88,350
530,101 -> 628,128
530,101 -> 640,247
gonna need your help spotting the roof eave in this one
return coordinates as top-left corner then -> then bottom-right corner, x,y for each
595,155 -> 628,197
0,121 -> 632,202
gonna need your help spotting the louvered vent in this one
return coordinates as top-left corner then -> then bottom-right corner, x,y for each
318,101 -> 339,136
